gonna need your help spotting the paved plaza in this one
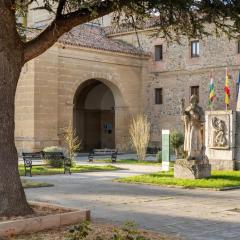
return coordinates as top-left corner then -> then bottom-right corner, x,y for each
24,164 -> 240,240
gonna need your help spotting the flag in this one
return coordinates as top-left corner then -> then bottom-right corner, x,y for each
224,68 -> 231,107
209,73 -> 216,106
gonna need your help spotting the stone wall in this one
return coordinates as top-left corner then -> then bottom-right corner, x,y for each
110,30 -> 240,146
144,68 -> 239,146
15,61 -> 35,152
59,45 -> 148,150
16,44 -> 147,152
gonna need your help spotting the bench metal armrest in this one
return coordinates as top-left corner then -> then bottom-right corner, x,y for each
23,159 -> 32,168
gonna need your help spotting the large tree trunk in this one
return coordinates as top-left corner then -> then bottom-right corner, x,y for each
0,52 -> 32,217
0,3 -> 32,217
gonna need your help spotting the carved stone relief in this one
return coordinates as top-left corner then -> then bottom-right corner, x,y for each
209,114 -> 230,149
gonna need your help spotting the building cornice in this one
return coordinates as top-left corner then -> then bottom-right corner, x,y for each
56,42 -> 150,60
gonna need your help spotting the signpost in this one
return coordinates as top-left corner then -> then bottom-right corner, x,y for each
162,129 -> 170,171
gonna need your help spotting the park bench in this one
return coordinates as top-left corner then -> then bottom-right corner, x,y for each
147,147 -> 161,154
88,149 -> 118,163
22,151 -> 72,177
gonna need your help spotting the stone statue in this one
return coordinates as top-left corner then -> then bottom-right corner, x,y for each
174,95 -> 211,179
182,95 -> 205,160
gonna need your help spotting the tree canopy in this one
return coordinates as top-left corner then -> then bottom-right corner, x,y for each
12,0 -> 240,62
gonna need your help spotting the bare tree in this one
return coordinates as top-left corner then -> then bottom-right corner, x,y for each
64,121 -> 82,163
130,114 -> 150,161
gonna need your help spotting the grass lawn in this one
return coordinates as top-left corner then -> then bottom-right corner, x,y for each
21,179 -> 54,188
96,158 -> 162,165
96,158 -> 175,167
19,164 -> 122,176
116,170 -> 240,190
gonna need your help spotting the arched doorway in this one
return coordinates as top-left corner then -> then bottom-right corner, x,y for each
73,79 -> 115,151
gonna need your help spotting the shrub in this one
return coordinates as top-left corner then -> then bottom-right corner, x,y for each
129,114 -> 151,162
67,221 -> 91,240
43,146 -> 64,168
43,146 -> 64,152
112,221 -> 150,240
66,221 -> 150,240
170,131 -> 184,159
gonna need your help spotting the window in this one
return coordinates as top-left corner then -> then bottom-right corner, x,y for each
155,45 -> 163,61
104,123 -> 113,134
190,86 -> 199,101
237,40 -> 240,54
155,88 -> 163,104
191,41 -> 200,58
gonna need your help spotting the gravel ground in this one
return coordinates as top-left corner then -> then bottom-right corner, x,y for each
11,223 -> 179,240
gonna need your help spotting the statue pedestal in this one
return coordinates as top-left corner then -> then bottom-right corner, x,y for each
174,159 -> 211,179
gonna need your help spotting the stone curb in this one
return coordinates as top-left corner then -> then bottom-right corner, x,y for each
218,186 -> 240,191
0,201 -> 90,238
115,180 -> 240,191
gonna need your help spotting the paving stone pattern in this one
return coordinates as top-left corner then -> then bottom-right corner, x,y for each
24,164 -> 240,240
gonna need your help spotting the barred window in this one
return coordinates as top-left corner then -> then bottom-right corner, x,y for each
155,88 -> 163,104
190,86 -> 199,101
155,45 -> 163,61
191,41 -> 200,58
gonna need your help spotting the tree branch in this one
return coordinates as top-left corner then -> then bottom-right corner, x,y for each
24,0 -> 127,63
4,0 -> 15,9
56,0 -> 66,19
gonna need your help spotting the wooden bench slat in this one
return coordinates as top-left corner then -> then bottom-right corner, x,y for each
88,149 -> 118,163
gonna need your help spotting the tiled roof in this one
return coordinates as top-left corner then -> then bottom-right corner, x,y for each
104,18 -> 159,35
58,24 -> 149,56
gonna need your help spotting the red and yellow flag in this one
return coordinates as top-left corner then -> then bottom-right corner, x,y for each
224,68 -> 231,108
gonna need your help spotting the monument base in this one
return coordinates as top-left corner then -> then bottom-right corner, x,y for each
174,159 -> 211,179
209,159 -> 236,170
235,161 -> 240,170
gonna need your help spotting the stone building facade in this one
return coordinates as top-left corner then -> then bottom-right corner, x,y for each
106,27 -> 240,146
15,14 -> 240,153
15,25 -> 149,152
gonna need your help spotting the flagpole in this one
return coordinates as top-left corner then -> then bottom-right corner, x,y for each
226,68 -> 227,111
211,69 -> 214,112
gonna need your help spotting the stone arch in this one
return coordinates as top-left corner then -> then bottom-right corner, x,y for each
72,76 -> 128,151
70,72 -> 126,108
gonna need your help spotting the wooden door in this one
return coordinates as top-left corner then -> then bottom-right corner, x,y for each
84,110 -> 101,150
